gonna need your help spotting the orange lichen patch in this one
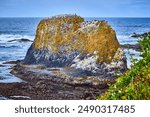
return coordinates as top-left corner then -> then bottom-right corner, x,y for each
33,15 -> 120,63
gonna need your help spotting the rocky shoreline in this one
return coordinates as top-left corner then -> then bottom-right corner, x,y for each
0,61 -> 115,100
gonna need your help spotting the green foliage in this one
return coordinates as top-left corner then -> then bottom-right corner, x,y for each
99,34 -> 150,100
139,33 -> 150,51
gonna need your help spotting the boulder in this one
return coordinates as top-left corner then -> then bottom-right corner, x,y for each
23,14 -> 127,76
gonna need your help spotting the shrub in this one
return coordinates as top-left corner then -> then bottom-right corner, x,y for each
99,34 -> 150,100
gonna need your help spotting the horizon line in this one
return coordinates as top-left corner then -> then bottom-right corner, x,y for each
0,16 -> 150,18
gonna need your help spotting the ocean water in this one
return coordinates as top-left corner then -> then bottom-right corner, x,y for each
0,17 -> 150,83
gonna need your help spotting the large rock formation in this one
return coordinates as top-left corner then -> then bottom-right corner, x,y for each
23,15 -> 127,76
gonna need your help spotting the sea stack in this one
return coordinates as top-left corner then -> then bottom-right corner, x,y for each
23,14 -> 127,76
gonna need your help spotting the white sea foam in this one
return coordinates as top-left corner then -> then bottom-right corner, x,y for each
0,77 -> 23,83
124,49 -> 142,69
0,34 -> 33,83
117,35 -> 139,45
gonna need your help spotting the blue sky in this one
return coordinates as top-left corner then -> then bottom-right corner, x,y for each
0,0 -> 150,17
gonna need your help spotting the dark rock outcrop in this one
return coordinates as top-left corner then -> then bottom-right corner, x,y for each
131,32 -> 150,38
0,64 -> 5,67
23,14 -> 127,77
0,95 -> 8,100
3,60 -> 22,64
8,38 -> 33,43
121,43 -> 141,51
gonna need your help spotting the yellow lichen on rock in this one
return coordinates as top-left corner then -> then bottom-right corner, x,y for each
75,21 -> 120,62
33,15 -> 120,63
34,15 -> 84,50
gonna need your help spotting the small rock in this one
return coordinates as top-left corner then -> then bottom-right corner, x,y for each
35,81 -> 47,89
0,95 -> 8,100
0,64 -> 5,67
9,96 -> 31,100
0,76 -> 5,80
3,60 -> 21,64
8,38 -> 33,43
84,80 -> 92,85
86,97 -> 92,100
